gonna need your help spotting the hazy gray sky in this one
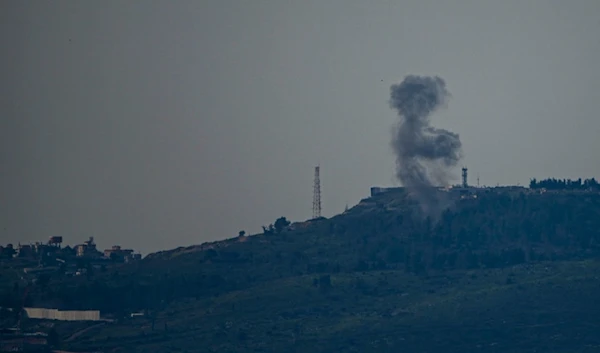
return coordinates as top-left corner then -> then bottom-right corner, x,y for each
2,0 -> 599,254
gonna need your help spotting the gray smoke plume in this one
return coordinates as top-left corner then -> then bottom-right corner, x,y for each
389,75 -> 462,216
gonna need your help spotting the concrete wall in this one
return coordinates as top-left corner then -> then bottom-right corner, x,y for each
24,307 -> 101,321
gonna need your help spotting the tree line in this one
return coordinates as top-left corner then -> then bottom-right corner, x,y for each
529,177 -> 599,190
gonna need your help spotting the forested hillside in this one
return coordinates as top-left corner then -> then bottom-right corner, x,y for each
4,187 -> 600,352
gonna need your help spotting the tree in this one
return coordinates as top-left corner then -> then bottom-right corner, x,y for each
37,273 -> 51,288
274,217 -> 291,233
47,328 -> 61,348
262,224 -> 275,235
529,178 -> 537,188
110,252 -> 123,262
86,263 -> 95,278
238,230 -> 246,237
61,245 -> 75,256
3,244 -> 15,258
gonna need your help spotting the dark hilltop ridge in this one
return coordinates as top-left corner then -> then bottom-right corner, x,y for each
2,178 -> 600,352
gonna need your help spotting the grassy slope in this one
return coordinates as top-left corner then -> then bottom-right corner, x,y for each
65,259 -> 600,353
20,189 -> 600,352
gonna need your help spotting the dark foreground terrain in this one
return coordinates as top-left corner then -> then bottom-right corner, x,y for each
3,186 -> 600,352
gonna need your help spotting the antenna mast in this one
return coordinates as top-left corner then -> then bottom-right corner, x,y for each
312,166 -> 321,219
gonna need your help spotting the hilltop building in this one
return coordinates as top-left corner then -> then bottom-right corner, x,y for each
370,187 -> 405,197
15,244 -> 34,258
48,236 -> 63,247
103,245 -> 141,262
75,237 -> 102,258
13,242 -> 60,259
370,185 -> 484,200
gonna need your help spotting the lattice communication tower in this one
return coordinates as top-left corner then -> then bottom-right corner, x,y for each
312,166 -> 321,219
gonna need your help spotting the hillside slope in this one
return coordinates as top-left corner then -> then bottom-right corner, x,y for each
64,260 -> 600,353
12,188 -> 600,352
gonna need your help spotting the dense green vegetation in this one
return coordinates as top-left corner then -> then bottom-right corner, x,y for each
529,177 -> 599,190
60,260 -> 600,353
3,187 -> 600,352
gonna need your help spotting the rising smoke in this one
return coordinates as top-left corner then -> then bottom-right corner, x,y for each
389,75 -> 462,216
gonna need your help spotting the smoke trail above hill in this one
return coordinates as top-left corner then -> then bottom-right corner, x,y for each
389,75 -> 462,214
